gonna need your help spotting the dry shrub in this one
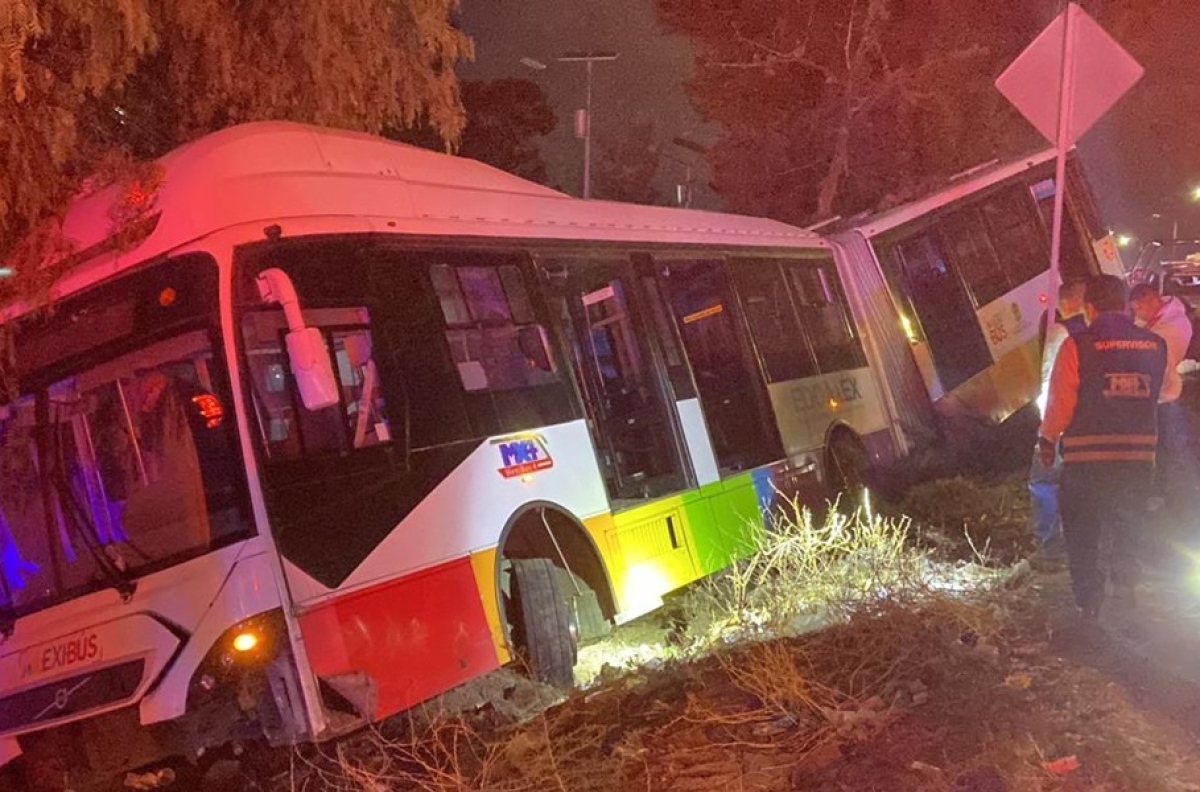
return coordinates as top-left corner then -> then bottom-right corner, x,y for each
900,475 -> 1032,563
288,486 -> 1016,792
286,707 -> 616,792
699,596 -> 1002,726
645,492 -> 1014,780
680,493 -> 939,646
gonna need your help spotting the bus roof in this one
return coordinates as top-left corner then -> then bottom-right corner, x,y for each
53,121 -> 823,272
842,148 -> 1059,239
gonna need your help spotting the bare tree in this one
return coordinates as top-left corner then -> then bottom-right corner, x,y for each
658,0 -> 1026,224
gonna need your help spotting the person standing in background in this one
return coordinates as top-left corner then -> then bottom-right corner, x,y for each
1029,279 -> 1088,566
1129,283 -> 1200,524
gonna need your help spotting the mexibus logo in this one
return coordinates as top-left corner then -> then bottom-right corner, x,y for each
493,433 -> 554,479
21,631 -> 102,680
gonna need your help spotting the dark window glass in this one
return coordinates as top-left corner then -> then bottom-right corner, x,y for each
499,265 -> 536,324
730,262 -> 816,382
892,234 -> 993,390
939,209 -> 1007,306
458,267 -> 511,323
1,330 -> 251,616
431,264 -> 559,393
2,256 -> 252,617
242,308 -> 390,459
786,260 -> 867,373
980,185 -> 1047,285
663,259 -> 781,472
430,264 -> 471,326
1033,182 -> 1093,282
641,275 -> 695,399
239,240 -> 578,453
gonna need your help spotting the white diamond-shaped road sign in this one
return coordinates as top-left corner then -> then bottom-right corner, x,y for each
995,3 -> 1143,147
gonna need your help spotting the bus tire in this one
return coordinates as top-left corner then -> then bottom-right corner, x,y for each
552,565 -> 611,643
510,558 -> 577,688
826,429 -> 871,498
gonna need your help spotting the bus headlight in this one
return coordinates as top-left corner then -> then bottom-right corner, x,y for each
231,631 -> 260,654
189,610 -> 286,705
217,612 -> 281,666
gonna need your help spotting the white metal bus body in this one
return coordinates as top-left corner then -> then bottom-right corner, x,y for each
828,150 -> 1123,444
0,123 -> 896,789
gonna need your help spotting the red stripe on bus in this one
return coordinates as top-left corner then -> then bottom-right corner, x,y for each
298,557 -> 500,721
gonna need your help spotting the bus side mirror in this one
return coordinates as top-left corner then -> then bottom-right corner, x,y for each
256,268 -> 340,411
285,327 -> 340,410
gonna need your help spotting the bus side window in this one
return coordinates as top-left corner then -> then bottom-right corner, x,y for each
242,308 -> 390,459
430,263 -> 559,393
730,260 -> 817,382
1034,180 -> 1092,281
786,260 -> 867,374
979,185 -> 1047,286
938,208 -> 1008,307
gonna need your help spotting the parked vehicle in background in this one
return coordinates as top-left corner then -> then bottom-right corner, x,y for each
1129,239 -> 1200,299
828,150 -> 1122,450
0,123 -> 900,790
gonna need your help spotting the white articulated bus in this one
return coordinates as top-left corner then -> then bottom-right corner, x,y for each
829,149 -> 1123,447
0,123 -> 898,790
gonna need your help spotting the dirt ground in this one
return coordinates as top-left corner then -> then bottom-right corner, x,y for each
275,556 -> 1200,792
159,461 -> 1195,792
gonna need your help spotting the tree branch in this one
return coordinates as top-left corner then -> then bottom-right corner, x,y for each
711,21 -> 834,79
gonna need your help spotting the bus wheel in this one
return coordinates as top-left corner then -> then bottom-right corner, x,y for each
553,565 -> 611,643
510,558 -> 578,688
826,430 -> 871,498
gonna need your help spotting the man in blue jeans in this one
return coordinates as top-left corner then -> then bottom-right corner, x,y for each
1029,279 -> 1087,565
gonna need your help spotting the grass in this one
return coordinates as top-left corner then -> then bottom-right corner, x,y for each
276,493 -> 1016,792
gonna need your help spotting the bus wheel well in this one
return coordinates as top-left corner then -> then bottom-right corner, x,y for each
498,506 -> 616,642
824,425 -> 872,496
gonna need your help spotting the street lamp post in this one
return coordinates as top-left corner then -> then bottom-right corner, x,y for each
522,51 -> 618,200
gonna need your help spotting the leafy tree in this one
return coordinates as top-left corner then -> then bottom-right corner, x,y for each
592,120 -> 664,205
0,0 -> 473,295
458,79 -> 556,182
387,77 -> 555,182
657,0 -> 1045,224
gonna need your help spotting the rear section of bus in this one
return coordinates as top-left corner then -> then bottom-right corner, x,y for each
831,150 -> 1116,433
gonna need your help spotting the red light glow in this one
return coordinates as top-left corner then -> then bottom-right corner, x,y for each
191,394 -> 225,428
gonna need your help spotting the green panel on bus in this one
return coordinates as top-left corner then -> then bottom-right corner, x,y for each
685,475 -> 764,575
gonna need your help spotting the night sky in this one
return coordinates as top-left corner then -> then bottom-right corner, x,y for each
458,0 -> 719,206
460,0 -> 1200,248
1077,0 -> 1200,246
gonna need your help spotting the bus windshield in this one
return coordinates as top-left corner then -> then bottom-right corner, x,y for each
0,261 -> 252,623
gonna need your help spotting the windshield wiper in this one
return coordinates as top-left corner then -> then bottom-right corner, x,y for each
37,397 -> 136,603
51,469 -> 136,602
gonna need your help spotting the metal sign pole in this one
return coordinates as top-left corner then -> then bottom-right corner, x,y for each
1047,3 -> 1078,340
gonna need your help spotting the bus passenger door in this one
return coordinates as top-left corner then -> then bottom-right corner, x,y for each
548,260 -> 690,503
659,259 -> 783,474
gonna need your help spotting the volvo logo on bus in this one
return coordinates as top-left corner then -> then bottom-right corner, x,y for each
34,676 -> 92,722
493,434 -> 554,479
